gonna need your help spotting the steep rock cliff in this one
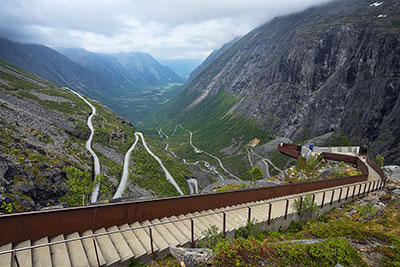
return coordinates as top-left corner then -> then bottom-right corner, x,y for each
163,0 -> 400,164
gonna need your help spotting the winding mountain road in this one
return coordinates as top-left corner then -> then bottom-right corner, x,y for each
179,124 -> 242,182
113,134 -> 140,199
250,148 -> 283,177
136,132 -> 184,195
68,88 -> 101,203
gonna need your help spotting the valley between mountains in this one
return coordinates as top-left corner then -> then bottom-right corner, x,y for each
0,0 -> 399,216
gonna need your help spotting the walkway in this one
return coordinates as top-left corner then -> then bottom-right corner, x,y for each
0,150 -> 384,266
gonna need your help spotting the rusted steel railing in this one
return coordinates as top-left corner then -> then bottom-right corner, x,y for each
0,144 -> 383,247
0,179 -> 385,259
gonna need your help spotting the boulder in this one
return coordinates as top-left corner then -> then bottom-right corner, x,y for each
169,246 -> 213,267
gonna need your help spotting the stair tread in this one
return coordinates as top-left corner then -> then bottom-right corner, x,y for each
81,230 -> 106,267
193,211 -> 222,230
12,240 -> 32,267
140,220 -> 169,252
212,208 -> 236,231
106,226 -> 134,262
130,222 -> 159,253
50,235 -> 71,267
177,214 -> 204,239
32,237 -> 52,267
150,219 -> 180,246
65,232 -> 90,267
118,224 -> 147,258
159,218 -> 189,246
185,212 -> 208,233
167,216 -> 193,240
0,243 -> 12,267
93,228 -> 121,266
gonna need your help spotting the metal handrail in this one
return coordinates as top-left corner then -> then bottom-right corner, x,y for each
0,178 -> 382,256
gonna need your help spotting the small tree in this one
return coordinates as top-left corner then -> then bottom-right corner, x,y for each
249,167 -> 263,187
64,166 -> 94,206
293,194 -> 319,219
376,154 -> 384,167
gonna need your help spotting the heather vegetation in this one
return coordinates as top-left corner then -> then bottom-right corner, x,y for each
147,196 -> 399,266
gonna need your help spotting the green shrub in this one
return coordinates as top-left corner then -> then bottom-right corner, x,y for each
235,219 -> 259,239
273,237 -> 366,266
293,194 -> 319,218
198,225 -> 224,249
212,238 -> 277,267
376,154 -> 384,167
0,201 -> 13,214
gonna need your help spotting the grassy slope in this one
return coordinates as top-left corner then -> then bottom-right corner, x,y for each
0,59 -> 188,211
142,90 -> 273,180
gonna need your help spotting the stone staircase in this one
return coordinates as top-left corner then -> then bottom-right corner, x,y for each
0,176 -> 383,267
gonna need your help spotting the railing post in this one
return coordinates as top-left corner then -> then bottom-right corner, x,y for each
363,183 -> 367,195
330,190 -> 335,206
92,237 -> 100,267
149,227 -> 155,260
284,199 -> 289,220
345,187 -> 349,201
191,219 -> 195,248
222,212 -> 226,237
321,192 -> 326,208
13,252 -> 20,267
268,203 -> 272,225
358,184 -> 362,196
248,207 -> 251,222
367,182 -> 372,193
338,188 -> 343,203
312,194 -> 315,205
352,185 -> 356,199
299,196 -> 303,212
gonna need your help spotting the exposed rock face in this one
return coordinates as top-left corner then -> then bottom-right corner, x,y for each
0,60 -> 142,212
176,0 -> 400,164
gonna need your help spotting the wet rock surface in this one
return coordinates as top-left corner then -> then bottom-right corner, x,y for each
169,246 -> 213,267
178,0 -> 400,165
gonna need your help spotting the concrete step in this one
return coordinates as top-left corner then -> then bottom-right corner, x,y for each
150,219 -> 180,246
187,212 -> 209,233
225,206 -> 247,227
49,235 -> 71,267
176,214 -> 201,240
178,214 -> 207,239
140,220 -> 169,253
94,228 -> 121,267
118,224 -> 147,259
193,211 -> 220,230
202,210 -> 225,230
32,237 -> 52,267
81,230 -> 106,267
166,215 -> 193,240
250,205 -> 268,222
65,232 -> 90,267
130,222 -> 159,254
159,217 -> 189,246
0,243 -> 12,267
212,208 -> 236,231
12,240 -> 32,267
106,226 -> 134,264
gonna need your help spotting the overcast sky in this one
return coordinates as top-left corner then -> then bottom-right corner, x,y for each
0,0 -> 332,61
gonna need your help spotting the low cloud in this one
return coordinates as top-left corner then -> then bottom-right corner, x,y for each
0,0 -> 332,60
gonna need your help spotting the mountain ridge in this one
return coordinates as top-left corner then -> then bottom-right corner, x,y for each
155,0 -> 400,167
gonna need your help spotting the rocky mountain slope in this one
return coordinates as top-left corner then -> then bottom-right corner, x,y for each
58,48 -> 184,91
0,37 -> 184,121
0,59 -> 188,213
156,0 -> 400,169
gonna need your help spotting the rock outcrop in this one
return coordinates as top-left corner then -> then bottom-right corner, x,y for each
166,0 -> 400,165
